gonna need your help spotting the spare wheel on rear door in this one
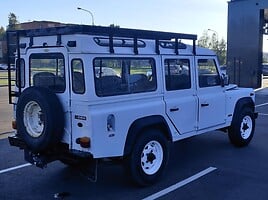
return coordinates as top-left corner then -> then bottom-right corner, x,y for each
16,86 -> 65,152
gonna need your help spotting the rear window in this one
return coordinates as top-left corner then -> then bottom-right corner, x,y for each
30,53 -> 65,93
94,58 -> 156,97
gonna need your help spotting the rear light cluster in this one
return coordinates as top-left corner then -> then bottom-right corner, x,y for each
12,121 -> 17,130
76,137 -> 91,148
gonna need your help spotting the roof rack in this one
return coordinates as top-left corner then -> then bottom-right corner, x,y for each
17,25 -> 197,55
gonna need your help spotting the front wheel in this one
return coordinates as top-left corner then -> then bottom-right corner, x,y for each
125,129 -> 170,186
228,107 -> 255,147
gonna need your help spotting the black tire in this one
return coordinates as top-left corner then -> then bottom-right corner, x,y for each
228,107 -> 255,147
16,86 -> 64,152
125,129 -> 170,186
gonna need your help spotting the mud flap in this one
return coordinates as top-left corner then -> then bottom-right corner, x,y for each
78,159 -> 98,182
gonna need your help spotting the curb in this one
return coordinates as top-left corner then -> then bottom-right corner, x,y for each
0,131 -> 14,136
0,131 -> 14,140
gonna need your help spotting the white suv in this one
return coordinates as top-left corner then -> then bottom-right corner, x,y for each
7,25 -> 257,186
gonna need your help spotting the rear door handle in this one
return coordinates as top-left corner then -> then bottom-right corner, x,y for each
201,103 -> 209,107
170,108 -> 179,112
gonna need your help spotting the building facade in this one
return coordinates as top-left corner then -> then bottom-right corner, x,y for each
227,0 -> 268,88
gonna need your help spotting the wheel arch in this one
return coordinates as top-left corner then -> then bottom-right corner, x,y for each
232,97 -> 255,124
123,115 -> 172,156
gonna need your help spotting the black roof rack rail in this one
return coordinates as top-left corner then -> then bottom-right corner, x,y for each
16,25 -> 197,54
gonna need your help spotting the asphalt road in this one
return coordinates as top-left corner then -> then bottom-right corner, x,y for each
0,88 -> 268,200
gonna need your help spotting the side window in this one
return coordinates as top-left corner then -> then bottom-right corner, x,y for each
16,58 -> 25,88
198,59 -> 220,88
129,59 -> 156,93
71,59 -> 85,94
94,58 -> 156,97
30,53 -> 65,93
165,59 -> 191,91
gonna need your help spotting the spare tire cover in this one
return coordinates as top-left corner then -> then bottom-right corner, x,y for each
16,86 -> 64,152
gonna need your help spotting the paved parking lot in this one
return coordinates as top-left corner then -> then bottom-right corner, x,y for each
0,88 -> 268,200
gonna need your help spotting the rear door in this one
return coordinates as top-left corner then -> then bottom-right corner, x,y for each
195,56 -> 226,130
163,56 -> 198,134
27,47 -> 71,143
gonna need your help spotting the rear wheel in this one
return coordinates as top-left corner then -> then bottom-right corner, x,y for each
125,129 -> 170,186
228,107 -> 255,147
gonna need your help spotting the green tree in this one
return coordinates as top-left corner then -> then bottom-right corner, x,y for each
198,30 -> 227,65
7,12 -> 19,30
217,38 -> 227,65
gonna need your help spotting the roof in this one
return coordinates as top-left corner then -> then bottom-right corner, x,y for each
8,25 -> 217,56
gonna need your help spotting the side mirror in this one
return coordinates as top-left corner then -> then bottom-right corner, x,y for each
221,74 -> 229,87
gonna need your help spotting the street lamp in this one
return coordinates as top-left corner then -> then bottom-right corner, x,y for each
208,29 -> 219,55
77,7 -> 95,26
208,28 -> 218,39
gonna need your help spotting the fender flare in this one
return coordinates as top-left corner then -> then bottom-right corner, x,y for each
123,115 -> 172,156
232,97 -> 255,124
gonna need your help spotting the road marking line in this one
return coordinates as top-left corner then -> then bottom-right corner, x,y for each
255,102 -> 268,108
0,163 -> 31,174
142,167 -> 217,200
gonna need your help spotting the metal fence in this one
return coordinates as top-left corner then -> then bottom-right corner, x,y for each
0,70 -> 13,87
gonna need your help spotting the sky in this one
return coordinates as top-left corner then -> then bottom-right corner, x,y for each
0,0 -> 228,40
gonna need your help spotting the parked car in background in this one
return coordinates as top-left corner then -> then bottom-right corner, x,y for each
262,64 -> 268,76
0,64 -> 8,70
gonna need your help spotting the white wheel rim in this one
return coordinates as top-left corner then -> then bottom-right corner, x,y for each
23,101 -> 44,138
141,140 -> 163,175
240,115 -> 253,139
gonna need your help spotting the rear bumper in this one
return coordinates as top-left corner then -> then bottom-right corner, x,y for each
8,135 -> 66,167
8,135 -> 94,168
8,135 -> 27,149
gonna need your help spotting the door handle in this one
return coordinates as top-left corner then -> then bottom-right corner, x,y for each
201,103 -> 209,107
170,108 -> 179,112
